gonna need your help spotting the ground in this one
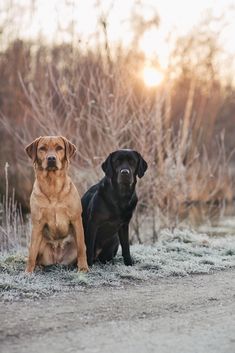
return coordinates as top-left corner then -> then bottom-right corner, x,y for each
1,269 -> 235,353
1,228 -> 235,352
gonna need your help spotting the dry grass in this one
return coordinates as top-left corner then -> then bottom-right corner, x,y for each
0,163 -> 30,252
1,53 -> 233,232
0,36 -> 234,239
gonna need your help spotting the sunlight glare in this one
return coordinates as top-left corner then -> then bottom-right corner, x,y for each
143,66 -> 164,87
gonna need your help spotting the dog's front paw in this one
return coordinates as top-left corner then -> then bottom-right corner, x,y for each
25,259 -> 36,273
25,265 -> 35,273
124,256 -> 133,266
78,266 -> 89,273
77,261 -> 89,273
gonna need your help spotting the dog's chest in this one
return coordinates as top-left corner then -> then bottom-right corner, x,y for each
42,205 -> 72,239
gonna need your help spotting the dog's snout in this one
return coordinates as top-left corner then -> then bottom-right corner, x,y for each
46,155 -> 57,170
47,155 -> 56,162
120,169 -> 130,175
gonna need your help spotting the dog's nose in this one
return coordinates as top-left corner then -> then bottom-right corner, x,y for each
47,155 -> 56,162
120,169 -> 130,175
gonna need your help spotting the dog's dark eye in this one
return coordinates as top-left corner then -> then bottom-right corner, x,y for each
39,146 -> 46,152
126,158 -> 135,166
114,158 -> 122,165
56,146 -> 63,151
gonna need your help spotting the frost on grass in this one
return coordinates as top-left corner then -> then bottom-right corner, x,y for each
0,228 -> 235,301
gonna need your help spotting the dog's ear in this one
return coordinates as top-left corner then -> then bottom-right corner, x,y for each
25,137 -> 41,163
135,152 -> 148,178
102,153 -> 114,178
61,137 -> 77,161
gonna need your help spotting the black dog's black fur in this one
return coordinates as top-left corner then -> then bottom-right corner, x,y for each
82,149 -> 148,266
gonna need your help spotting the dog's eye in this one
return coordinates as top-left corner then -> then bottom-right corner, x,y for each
56,146 -> 63,151
115,158 -> 121,165
39,146 -> 46,152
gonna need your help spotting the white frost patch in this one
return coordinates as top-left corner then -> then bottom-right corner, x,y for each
0,228 -> 235,301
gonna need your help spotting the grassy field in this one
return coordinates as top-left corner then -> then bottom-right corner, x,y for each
1,228 -> 235,302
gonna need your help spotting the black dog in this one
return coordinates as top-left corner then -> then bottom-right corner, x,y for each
81,149 -> 148,266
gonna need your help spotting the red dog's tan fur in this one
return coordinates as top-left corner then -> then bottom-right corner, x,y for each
25,136 -> 88,273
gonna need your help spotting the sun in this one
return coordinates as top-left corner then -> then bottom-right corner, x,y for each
143,66 -> 164,87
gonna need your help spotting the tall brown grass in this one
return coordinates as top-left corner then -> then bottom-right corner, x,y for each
0,163 -> 29,252
0,39 -> 234,243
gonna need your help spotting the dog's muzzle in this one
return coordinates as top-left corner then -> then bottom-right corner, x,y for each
118,168 -> 132,184
120,169 -> 130,175
47,155 -> 57,170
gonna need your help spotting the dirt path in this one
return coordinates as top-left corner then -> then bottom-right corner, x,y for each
1,269 -> 235,353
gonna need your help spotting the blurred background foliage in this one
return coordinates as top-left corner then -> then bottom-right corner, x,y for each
1,0 -> 235,241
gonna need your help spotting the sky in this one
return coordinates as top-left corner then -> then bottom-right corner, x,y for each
1,0 -> 235,71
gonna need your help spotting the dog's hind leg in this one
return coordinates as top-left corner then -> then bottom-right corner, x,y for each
98,235 -> 119,264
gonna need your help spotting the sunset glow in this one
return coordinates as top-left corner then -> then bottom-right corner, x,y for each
143,66 -> 164,87
3,0 -> 234,74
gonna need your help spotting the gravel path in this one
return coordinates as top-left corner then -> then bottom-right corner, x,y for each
1,269 -> 235,353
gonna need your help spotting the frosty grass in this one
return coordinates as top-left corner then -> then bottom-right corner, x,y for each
1,228 -> 235,301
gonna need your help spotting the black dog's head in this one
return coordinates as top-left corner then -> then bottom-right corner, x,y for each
102,149 -> 148,185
